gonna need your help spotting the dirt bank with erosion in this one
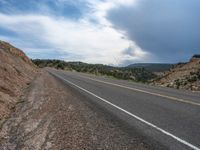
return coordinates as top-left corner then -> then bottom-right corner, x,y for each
0,41 -> 37,124
0,70 -> 162,150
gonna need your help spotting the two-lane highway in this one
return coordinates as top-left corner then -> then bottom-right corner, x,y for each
48,69 -> 200,150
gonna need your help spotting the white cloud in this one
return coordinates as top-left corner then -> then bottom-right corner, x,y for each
0,0 -> 149,66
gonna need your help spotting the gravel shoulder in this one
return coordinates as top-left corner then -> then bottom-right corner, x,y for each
0,70 -> 164,150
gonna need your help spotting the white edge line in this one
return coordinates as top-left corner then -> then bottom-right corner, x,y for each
51,72 -> 200,150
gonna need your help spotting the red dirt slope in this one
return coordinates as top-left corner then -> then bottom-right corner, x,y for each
0,40 -> 37,121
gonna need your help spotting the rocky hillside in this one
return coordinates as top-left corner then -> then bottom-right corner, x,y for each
0,41 -> 37,121
154,55 -> 200,91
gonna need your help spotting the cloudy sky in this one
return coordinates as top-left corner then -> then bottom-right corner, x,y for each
0,0 -> 199,66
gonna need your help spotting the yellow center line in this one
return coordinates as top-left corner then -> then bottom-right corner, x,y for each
81,75 -> 200,107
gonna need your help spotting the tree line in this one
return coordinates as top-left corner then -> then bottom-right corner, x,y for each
32,59 -> 157,82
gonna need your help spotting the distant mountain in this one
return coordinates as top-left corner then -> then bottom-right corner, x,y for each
127,63 -> 173,72
33,59 -> 157,82
154,55 -> 200,91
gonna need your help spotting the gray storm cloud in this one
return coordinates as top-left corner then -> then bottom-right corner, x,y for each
108,0 -> 200,62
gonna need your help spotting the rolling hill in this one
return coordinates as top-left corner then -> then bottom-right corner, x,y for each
33,59 -> 157,82
127,63 -> 173,72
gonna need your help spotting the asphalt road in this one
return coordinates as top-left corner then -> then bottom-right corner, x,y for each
48,68 -> 200,150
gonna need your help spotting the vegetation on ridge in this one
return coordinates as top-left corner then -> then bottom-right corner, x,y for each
33,59 -> 157,82
127,63 -> 173,72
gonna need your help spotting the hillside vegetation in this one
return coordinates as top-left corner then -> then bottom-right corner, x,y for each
127,63 -> 173,72
33,59 -> 156,82
0,41 -> 37,120
154,55 -> 200,91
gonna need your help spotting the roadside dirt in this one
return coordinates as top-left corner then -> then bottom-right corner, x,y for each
0,71 -> 157,150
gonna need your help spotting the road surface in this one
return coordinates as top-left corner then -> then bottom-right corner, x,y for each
48,69 -> 200,150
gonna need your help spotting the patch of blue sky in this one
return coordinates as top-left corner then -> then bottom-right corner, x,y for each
0,0 -> 90,20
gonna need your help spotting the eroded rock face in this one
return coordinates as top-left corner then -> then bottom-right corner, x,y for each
0,41 -> 33,65
0,40 -> 37,120
154,55 -> 200,91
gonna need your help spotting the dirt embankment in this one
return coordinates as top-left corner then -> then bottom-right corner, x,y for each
154,55 -> 200,91
0,41 -> 37,122
0,71 -> 159,150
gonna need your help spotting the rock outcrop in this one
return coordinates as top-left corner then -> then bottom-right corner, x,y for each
154,55 -> 200,91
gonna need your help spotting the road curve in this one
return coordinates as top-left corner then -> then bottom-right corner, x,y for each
48,68 -> 200,150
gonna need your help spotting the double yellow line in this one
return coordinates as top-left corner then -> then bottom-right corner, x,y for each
81,76 -> 200,107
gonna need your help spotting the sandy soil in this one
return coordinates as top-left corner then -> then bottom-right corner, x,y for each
0,71 -> 156,150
